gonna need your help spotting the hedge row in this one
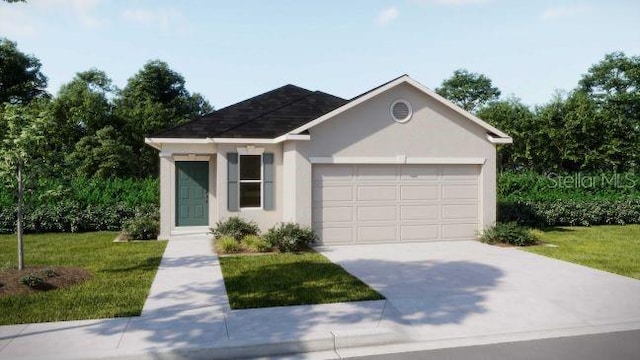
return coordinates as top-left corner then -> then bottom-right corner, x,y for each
498,171 -> 640,202
0,201 -> 157,234
0,177 -> 159,209
498,199 -> 640,227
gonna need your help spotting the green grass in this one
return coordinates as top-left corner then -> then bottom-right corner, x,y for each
0,232 -> 166,325
219,252 -> 384,309
526,225 -> 640,279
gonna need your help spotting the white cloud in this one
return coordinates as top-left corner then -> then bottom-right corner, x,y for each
412,0 -> 490,5
121,8 -> 184,31
540,4 -> 594,20
376,7 -> 399,26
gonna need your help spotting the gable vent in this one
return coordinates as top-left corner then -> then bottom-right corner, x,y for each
390,100 -> 412,123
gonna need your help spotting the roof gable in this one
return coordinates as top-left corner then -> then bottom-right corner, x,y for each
289,75 -> 512,143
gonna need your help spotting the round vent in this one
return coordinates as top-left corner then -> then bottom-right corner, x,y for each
390,100 -> 412,123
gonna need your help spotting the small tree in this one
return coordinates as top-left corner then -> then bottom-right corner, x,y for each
0,101 -> 51,269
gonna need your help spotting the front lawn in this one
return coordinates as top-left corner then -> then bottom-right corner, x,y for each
526,225 -> 640,280
0,232 -> 166,325
219,252 -> 384,309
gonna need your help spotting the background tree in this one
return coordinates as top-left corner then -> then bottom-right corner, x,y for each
436,69 -> 501,113
0,101 -> 52,269
66,125 -> 135,178
115,60 -> 212,177
0,38 -> 48,104
579,52 -> 640,169
49,69 -> 118,176
477,98 -> 535,170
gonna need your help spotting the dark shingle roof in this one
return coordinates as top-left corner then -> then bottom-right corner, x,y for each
150,84 -> 348,139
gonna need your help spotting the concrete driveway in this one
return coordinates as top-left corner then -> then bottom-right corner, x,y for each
318,241 -> 640,346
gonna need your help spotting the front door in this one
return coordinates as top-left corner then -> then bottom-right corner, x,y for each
176,161 -> 209,226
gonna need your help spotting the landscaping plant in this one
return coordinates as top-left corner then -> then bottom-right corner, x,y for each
480,222 -> 540,246
215,235 -> 243,254
210,216 -> 260,241
264,222 -> 316,252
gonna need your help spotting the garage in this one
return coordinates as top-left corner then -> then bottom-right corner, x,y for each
312,164 -> 480,245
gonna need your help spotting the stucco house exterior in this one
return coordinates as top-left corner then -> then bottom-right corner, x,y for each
145,75 -> 512,244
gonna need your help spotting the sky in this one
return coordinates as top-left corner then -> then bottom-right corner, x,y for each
1,0 -> 639,109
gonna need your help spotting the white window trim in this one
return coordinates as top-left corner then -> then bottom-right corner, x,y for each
238,154 -> 263,209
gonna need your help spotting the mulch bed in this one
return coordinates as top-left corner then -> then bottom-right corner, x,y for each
0,266 -> 92,297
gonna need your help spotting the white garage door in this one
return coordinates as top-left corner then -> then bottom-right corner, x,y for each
312,164 -> 480,245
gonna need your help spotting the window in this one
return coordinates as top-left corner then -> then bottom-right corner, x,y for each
239,155 -> 262,208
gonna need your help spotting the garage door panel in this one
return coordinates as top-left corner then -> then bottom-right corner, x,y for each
400,165 -> 439,180
442,204 -> 478,219
443,223 -> 477,239
357,206 -> 397,221
357,165 -> 397,180
401,224 -> 439,241
313,165 -> 353,181
358,186 -> 396,201
313,185 -> 353,202
316,227 -> 353,244
443,184 -> 478,200
358,226 -> 397,243
313,164 -> 479,245
401,185 -> 439,200
312,206 -> 352,223
401,205 -> 438,220
441,165 -> 479,180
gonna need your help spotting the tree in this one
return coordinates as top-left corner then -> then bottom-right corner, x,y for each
477,98 -> 535,170
115,60 -> 212,177
0,38 -> 48,104
66,126 -> 135,178
48,69 -> 117,173
578,52 -> 640,169
436,69 -> 501,113
0,101 -> 52,269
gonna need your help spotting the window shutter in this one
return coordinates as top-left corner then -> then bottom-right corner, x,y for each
227,153 -> 239,211
263,153 -> 274,210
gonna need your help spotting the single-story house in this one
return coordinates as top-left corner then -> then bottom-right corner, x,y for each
145,75 -> 512,244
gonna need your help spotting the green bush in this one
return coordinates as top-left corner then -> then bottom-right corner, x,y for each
498,199 -> 640,227
0,175 -> 159,234
242,234 -> 272,252
0,202 -> 157,234
40,269 -> 57,278
210,217 -> 260,241
480,222 -> 539,246
498,171 -> 640,202
216,235 -> 242,254
122,212 -> 160,240
264,223 -> 316,252
19,274 -> 45,289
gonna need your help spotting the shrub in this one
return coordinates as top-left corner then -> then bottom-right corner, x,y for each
40,269 -> 57,278
264,222 -> 316,252
122,213 -> 160,240
216,235 -> 243,253
498,199 -> 640,227
20,274 -> 45,289
242,234 -> 272,253
480,222 -> 540,246
211,217 -> 260,241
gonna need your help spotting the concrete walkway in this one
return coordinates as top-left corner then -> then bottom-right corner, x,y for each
1,238 -> 640,359
0,235 -> 398,360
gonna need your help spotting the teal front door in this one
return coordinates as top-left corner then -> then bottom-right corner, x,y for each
176,161 -> 209,226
